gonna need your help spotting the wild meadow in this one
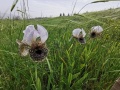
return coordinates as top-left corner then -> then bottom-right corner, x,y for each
0,7 -> 120,90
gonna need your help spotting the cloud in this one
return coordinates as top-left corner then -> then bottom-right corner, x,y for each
0,0 -> 120,18
27,0 -> 74,17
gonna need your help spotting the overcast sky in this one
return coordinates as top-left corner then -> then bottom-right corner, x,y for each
0,0 -> 120,18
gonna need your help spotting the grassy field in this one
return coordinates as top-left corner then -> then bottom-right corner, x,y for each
0,8 -> 120,90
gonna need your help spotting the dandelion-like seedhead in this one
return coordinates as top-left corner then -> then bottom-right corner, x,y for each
72,28 -> 86,44
16,24 -> 48,62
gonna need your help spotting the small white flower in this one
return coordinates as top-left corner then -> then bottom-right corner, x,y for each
22,24 -> 48,46
71,28 -> 86,44
72,28 -> 86,38
16,24 -> 48,60
91,26 -> 103,33
90,25 -> 103,38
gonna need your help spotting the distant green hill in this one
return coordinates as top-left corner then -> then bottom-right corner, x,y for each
82,8 -> 120,19
37,7 -> 120,25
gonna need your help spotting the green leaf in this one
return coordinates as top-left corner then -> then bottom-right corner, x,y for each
72,73 -> 88,87
36,78 -> 41,90
60,63 -> 64,89
68,73 -> 72,85
92,0 -> 120,3
46,58 -> 53,73
91,0 -> 108,3
11,0 -> 19,12
72,72 -> 81,80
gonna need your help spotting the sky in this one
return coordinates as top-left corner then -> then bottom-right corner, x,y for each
0,0 -> 120,18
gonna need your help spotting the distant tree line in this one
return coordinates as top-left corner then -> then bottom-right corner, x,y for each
59,13 -> 70,17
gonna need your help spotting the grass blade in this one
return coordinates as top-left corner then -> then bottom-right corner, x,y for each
11,0 -> 19,12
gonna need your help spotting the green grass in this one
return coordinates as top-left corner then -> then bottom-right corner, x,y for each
0,8 -> 120,90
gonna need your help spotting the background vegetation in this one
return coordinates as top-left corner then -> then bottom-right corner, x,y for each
0,7 -> 120,90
